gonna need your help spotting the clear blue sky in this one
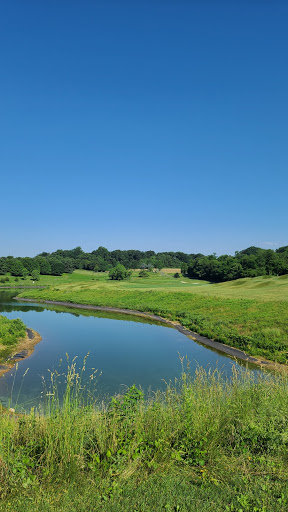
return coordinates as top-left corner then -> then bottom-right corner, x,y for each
1,0 -> 287,257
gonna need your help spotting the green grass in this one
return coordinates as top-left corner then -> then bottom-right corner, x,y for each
0,269 -> 210,290
0,270 -> 97,288
17,270 -> 288,364
0,364 -> 288,512
4,270 -> 288,299
1,364 -> 288,511
0,315 -> 26,349
2,274 -> 288,509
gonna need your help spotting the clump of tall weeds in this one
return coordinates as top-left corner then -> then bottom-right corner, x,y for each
0,357 -> 288,502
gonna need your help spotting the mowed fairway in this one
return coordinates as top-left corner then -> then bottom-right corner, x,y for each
17,270 -> 288,364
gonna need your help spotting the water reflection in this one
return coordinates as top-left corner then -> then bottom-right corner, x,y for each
0,290 -> 261,411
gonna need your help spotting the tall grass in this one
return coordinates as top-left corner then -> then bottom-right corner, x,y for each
1,360 -> 288,510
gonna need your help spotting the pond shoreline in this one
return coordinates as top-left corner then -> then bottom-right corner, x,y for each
0,328 -> 42,378
14,297 -> 286,373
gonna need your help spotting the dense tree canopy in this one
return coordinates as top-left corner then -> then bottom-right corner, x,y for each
0,245 -> 287,283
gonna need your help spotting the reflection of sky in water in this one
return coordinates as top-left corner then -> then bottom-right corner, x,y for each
0,291 -> 261,411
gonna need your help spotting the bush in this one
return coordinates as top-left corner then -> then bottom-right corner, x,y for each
109,264 -> 132,281
138,269 -> 149,278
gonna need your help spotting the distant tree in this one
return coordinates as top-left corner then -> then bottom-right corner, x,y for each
92,246 -> 110,259
35,257 -> 51,275
138,269 -> 149,278
9,259 -> 25,276
180,262 -> 188,275
109,264 -> 131,281
21,257 -> 39,273
0,258 -> 7,275
48,258 -> 65,276
63,258 -> 75,274
154,259 -> 164,271
31,269 -> 40,281
94,256 -> 110,272
21,268 -> 29,279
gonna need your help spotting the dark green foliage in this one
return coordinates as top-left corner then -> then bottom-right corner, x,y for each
181,262 -> 188,275
7,259 -> 25,276
31,270 -> 40,281
138,269 -> 149,278
109,264 -> 131,281
35,256 -> 51,275
21,268 -> 29,279
0,244 -> 288,283
188,246 -> 288,282
48,257 -> 65,276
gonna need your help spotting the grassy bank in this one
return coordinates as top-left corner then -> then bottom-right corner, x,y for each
1,365 -> 288,511
0,315 -> 26,360
17,271 -> 288,364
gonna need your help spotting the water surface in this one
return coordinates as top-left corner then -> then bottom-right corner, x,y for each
0,290 -> 258,411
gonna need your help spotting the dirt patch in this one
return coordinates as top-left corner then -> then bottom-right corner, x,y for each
0,329 -> 42,378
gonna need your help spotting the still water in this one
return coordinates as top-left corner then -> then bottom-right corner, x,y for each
0,290 -> 257,411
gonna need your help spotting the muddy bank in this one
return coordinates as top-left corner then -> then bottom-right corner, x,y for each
0,328 -> 42,378
15,297 -> 287,373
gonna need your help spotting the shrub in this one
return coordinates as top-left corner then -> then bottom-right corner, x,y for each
138,269 -> 149,278
109,265 -> 132,281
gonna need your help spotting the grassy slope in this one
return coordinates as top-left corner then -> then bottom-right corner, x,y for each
1,272 -> 288,510
1,367 -> 288,511
17,271 -> 288,364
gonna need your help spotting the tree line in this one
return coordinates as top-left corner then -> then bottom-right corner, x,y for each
0,245 -> 287,282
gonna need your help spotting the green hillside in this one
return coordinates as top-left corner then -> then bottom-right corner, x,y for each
17,271 -> 288,364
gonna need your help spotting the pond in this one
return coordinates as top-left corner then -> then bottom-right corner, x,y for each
0,290 -> 258,411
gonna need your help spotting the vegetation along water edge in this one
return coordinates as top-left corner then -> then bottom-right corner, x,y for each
0,264 -> 287,509
15,297 -> 288,373
0,363 -> 288,511
0,314 -> 42,378
15,269 -> 288,366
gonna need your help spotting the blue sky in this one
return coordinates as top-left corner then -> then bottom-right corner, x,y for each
1,0 -> 287,257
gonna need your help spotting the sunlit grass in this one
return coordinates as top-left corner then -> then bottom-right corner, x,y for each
1,361 -> 288,511
18,271 -> 288,364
